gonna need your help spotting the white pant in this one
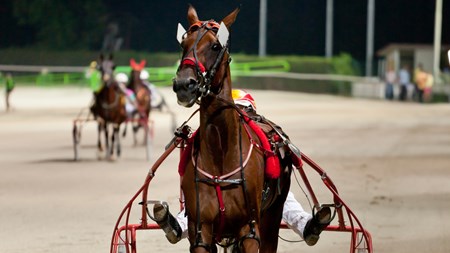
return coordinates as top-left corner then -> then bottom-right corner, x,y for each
176,191 -> 311,239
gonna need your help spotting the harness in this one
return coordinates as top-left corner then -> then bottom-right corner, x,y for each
192,120 -> 256,243
177,21 -> 266,251
99,80 -> 122,111
179,102 -> 289,251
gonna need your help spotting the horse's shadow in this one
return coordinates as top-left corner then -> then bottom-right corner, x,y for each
28,144 -> 108,164
29,157 -> 99,164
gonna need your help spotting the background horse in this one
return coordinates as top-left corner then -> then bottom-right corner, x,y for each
173,6 -> 292,253
91,54 -> 127,160
126,59 -> 151,145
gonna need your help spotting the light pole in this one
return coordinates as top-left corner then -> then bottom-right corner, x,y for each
325,0 -> 334,58
366,0 -> 375,77
259,0 -> 267,57
433,0 -> 443,83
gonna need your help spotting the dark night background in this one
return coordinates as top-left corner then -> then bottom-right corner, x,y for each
0,0 -> 449,63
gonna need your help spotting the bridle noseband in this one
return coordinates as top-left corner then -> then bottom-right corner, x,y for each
173,21 -> 231,101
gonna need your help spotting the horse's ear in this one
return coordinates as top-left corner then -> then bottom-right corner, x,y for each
221,7 -> 240,29
130,58 -> 137,69
187,4 -> 199,25
140,60 -> 147,69
109,54 -> 114,60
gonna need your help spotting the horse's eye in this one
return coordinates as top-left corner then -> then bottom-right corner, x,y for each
212,43 -> 221,51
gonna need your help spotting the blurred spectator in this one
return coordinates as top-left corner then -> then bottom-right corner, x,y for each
5,73 -> 15,112
384,65 -> 396,100
85,61 -> 101,92
398,64 -> 411,101
414,64 -> 428,103
424,72 -> 434,103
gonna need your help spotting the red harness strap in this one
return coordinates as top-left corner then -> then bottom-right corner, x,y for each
214,178 -> 225,242
181,57 -> 206,73
243,115 -> 281,179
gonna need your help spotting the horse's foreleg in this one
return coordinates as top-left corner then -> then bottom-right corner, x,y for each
188,221 -> 214,253
141,119 -> 148,145
238,222 -> 260,253
258,200 -> 285,253
109,124 -> 119,161
115,124 -> 121,158
97,123 -> 102,151
122,122 -> 128,138
97,122 -> 104,160
131,115 -> 139,146
257,218 -> 279,253
104,123 -> 111,159
133,124 -> 138,146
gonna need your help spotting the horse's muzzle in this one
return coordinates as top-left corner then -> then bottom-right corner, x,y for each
172,77 -> 199,107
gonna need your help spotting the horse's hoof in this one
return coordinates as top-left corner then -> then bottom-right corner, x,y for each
97,151 -> 104,160
108,155 -> 117,162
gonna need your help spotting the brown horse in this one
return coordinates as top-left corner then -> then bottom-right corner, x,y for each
126,59 -> 151,145
91,54 -> 127,160
172,6 -> 292,253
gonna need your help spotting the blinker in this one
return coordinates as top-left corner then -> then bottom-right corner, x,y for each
176,21 -> 229,47
177,23 -> 187,44
217,22 -> 229,47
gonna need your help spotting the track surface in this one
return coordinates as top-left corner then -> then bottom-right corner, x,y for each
1,86 -> 450,253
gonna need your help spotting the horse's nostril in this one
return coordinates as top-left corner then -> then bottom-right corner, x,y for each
188,78 -> 197,89
173,78 -> 198,92
172,78 -> 179,92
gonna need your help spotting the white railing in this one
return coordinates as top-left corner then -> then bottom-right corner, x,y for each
0,65 -> 85,73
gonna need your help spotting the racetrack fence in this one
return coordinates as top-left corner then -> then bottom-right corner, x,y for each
1,63 -> 448,101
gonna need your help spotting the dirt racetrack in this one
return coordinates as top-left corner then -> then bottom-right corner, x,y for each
1,86 -> 450,253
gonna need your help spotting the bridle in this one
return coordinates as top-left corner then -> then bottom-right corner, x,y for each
174,20 -> 231,101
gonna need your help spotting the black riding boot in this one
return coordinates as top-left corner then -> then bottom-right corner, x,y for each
153,203 -> 182,244
303,206 -> 332,246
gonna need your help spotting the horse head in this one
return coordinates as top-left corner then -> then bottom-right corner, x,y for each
98,54 -> 116,83
173,5 -> 239,107
129,58 -> 147,87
